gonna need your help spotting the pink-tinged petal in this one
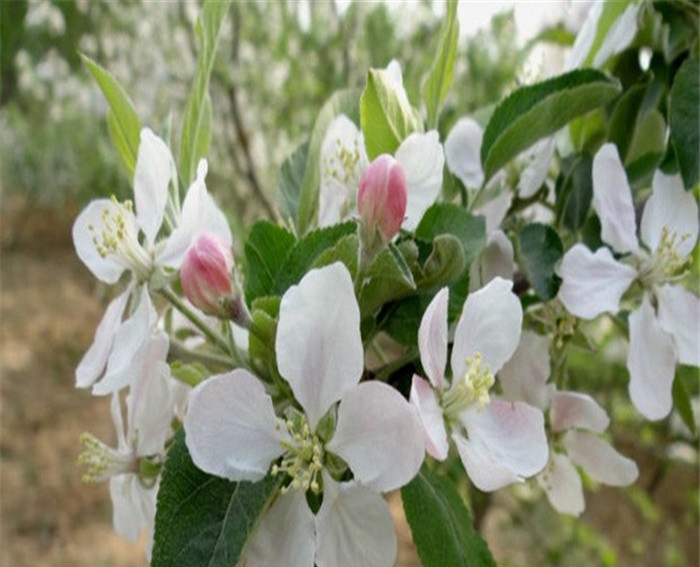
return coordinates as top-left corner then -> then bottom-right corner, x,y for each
537,453 -> 585,517
276,263 -> 363,429
76,290 -> 130,388
563,430 -> 638,486
557,244 -> 636,319
641,171 -> 699,258
72,199 -> 130,284
627,298 -> 677,420
396,130 -> 444,231
444,117 -> 484,189
316,476 -> 397,567
418,287 -> 448,389
133,128 -> 174,245
451,277 -> 522,378
109,474 -> 155,544
499,330 -> 552,410
517,137 -> 555,199
592,143 -> 639,255
592,3 -> 640,67
184,370 -> 284,482
246,491 -> 315,567
455,398 -> 548,492
550,391 -> 609,433
657,285 -> 700,367
410,375 -> 448,460
327,382 -> 424,492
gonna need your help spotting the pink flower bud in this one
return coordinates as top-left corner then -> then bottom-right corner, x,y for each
180,232 -> 235,319
358,154 -> 407,242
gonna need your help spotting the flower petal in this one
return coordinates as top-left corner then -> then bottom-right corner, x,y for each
327,382 -> 424,492
656,285 -> 700,367
550,391 -> 609,433
451,277 -> 522,378
444,117 -> 484,189
537,453 -> 585,517
315,476 -> 397,567
563,430 -> 638,486
592,143 -> 639,254
640,171 -> 699,258
476,189 -> 512,234
557,243 -> 636,319
499,330 -> 552,410
418,287 -> 448,389
454,398 -> 548,492
517,137 -> 555,199
76,290 -> 130,388
396,130 -> 444,231
184,369 -> 283,482
592,3 -> 640,68
469,229 -> 514,291
109,474 -> 155,544
627,298 -> 677,420
410,375 -> 448,460
246,491 -> 316,567
276,263 -> 363,429
133,128 -> 175,245
565,2 -> 601,69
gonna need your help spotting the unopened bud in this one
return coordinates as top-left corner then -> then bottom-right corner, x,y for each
181,232 -> 241,321
358,154 -> 407,243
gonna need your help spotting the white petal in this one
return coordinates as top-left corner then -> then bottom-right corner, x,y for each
444,117 -> 484,188
451,277 -> 522,378
247,491 -> 315,567
517,137 -> 555,199
72,199 -> 130,284
656,285 -> 700,367
557,244 -> 636,319
133,128 -> 174,244
110,474 -> 155,544
384,59 -> 410,108
592,4 -> 640,68
469,229 -> 515,292
184,370 -> 283,482
476,190 -> 512,234
276,263 -> 363,429
76,290 -> 129,388
550,391 -> 609,433
565,2 -> 601,69
454,399 -> 548,492
627,298 -> 677,420
327,382 -> 424,492
592,143 -> 639,254
316,476 -> 397,567
499,330 -> 552,410
396,130 -> 444,231
537,453 -> 585,516
563,430 -> 638,486
641,171 -> 699,258
418,287 -> 448,389
410,375 -> 448,460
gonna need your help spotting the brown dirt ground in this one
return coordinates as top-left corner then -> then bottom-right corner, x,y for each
0,198 -> 697,567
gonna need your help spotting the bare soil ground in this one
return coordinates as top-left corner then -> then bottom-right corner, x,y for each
0,198 -> 697,567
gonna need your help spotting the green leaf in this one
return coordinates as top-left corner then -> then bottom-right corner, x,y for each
625,109 -> 666,187
276,140 -> 309,229
607,82 -> 649,162
481,69 -> 621,182
415,234 -> 466,290
244,221 -> 296,304
81,54 -> 141,179
516,223 -> 564,301
423,0 -> 459,128
179,0 -> 232,185
297,88 -> 361,234
361,68 -> 423,160
152,429 -> 281,567
669,56 -> 699,190
402,465 -> 496,567
359,243 -> 417,317
673,370 -> 697,436
380,295 -> 430,346
312,233 -> 360,279
248,297 -> 280,379
555,153 -> 593,232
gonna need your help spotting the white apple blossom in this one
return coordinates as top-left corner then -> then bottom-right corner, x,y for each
409,279 -> 549,492
184,262 -> 424,567
557,143 -> 699,420
500,331 -> 638,515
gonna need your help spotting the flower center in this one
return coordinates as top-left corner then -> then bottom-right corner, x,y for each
88,196 -> 153,281
323,137 -> 363,187
78,432 -> 137,484
272,415 -> 324,495
637,226 -> 692,289
442,352 -> 495,425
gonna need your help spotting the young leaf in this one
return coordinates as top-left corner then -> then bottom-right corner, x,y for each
276,140 -> 310,229
359,243 -> 417,317
481,69 -> 621,182
423,0 -> 459,128
152,429 -> 281,567
672,368 -> 698,436
402,465 -> 497,567
244,221 -> 296,304
555,153 -> 593,232
669,56 -> 699,190
179,0 -> 233,185
81,54 -> 141,179
516,223 -> 564,301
